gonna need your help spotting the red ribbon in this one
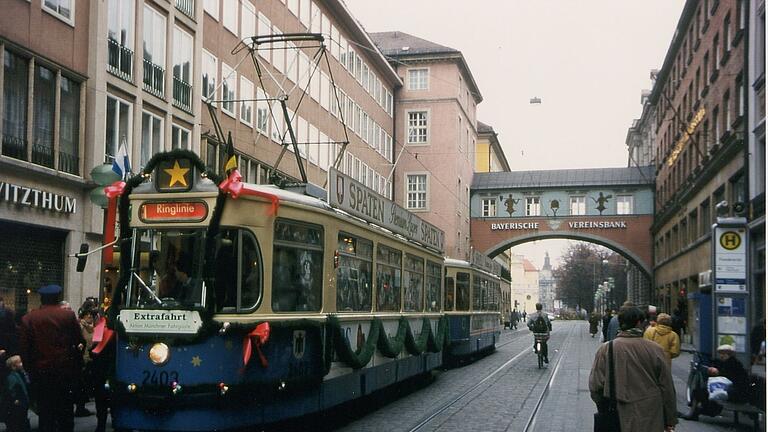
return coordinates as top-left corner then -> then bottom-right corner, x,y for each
219,170 -> 280,216
104,181 -> 127,199
242,322 -> 270,368
91,316 -> 115,355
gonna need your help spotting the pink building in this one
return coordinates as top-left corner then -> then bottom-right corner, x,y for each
370,31 -> 482,260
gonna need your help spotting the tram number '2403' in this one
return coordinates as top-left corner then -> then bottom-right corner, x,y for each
142,370 -> 180,386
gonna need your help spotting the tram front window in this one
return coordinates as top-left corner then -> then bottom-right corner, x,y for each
129,228 -> 206,308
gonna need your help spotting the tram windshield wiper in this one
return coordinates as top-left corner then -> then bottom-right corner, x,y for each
132,272 -> 162,305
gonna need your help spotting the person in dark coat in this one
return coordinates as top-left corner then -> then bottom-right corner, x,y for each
588,312 -> 600,337
19,285 -> 85,432
510,309 -> 519,330
601,310 -> 613,341
4,355 -> 30,432
681,344 -> 750,420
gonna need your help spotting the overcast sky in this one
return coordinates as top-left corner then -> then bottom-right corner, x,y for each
347,0 -> 686,268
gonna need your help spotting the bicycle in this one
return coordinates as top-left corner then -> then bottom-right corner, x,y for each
533,334 -> 549,369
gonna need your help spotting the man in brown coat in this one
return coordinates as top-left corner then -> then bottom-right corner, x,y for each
589,306 -> 677,432
19,285 -> 85,432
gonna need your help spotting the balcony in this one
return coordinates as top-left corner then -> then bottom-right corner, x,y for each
175,0 -> 194,19
143,59 -> 165,98
173,76 -> 192,112
31,143 -> 54,168
58,150 -> 79,175
108,38 -> 134,82
2,134 -> 27,161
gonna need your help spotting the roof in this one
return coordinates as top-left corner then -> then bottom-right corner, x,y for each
368,31 -> 459,56
472,166 -> 655,190
523,259 -> 538,272
477,121 -> 494,134
368,31 -> 482,103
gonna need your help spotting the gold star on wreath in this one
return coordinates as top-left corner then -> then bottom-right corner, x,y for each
164,161 -> 190,187
190,355 -> 202,367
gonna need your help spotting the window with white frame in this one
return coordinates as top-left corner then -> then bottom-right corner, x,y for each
223,0 -> 239,36
307,124 -> 318,164
319,132 -> 329,170
286,42 -> 299,84
105,95 -> 133,163
256,87 -> 269,134
299,0 -> 310,27
271,102 -> 285,143
320,73 -> 329,111
361,113 -> 369,143
142,6 -> 166,97
406,174 -> 428,210
355,55 -> 362,82
407,111 -> 428,144
202,50 -> 217,100
408,68 -> 428,90
361,162 -> 368,186
257,13 -> 271,61
172,26 -> 193,110
569,196 -> 586,215
43,0 -> 74,23
107,0 -> 134,79
525,197 -> 540,216
297,116 -> 308,158
240,76 -> 254,125
287,0 -> 299,16
242,1 -> 256,38
140,111 -> 163,167
221,63 -> 236,116
482,199 -> 496,217
273,27 -> 285,73
310,1 -> 321,33
616,195 -> 634,215
171,124 -> 190,150
203,0 -> 218,20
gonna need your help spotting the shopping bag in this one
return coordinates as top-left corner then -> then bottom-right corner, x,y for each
707,376 -> 733,401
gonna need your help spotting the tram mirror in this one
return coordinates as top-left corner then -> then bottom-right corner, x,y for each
76,243 -> 89,272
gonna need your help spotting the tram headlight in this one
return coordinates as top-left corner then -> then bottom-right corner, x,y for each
149,342 -> 170,366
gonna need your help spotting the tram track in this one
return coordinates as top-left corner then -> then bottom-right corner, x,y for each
407,323 -> 578,432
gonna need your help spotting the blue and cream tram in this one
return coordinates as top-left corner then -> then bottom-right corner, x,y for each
443,255 -> 503,358
99,151 -> 448,431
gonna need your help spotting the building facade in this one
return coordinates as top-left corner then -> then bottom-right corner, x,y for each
747,0 -> 766,326
510,254 -> 539,314
0,0 -> 95,312
476,121 -> 511,173
649,0 -> 748,348
370,31 -> 482,260
199,0 -> 398,194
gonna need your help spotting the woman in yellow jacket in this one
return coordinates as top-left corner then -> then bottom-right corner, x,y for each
643,313 -> 681,364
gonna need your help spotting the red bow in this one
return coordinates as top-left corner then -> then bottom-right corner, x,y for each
104,181 -> 126,198
218,170 -> 280,215
242,322 -> 270,368
91,316 -> 115,355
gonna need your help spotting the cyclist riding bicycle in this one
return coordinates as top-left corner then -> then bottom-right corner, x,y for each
527,303 -> 552,363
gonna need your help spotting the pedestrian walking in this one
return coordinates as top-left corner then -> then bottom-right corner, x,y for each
3,355 -> 30,432
510,309 -> 519,330
588,312 -> 600,338
601,310 -> 612,341
643,313 -> 680,365
589,306 -> 677,432
670,309 -> 685,338
606,301 -> 636,342
19,285 -> 85,432
521,311 -> 527,321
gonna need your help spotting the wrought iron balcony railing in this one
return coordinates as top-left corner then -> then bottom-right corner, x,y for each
58,150 -> 79,175
32,142 -> 54,168
173,76 -> 192,112
108,38 -> 134,82
2,134 -> 27,161
143,59 -> 165,98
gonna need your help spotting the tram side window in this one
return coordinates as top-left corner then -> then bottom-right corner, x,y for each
376,245 -> 401,312
336,233 -> 373,312
213,229 -> 261,312
425,261 -> 442,312
456,272 -> 470,311
444,276 -> 454,311
472,275 -> 482,310
403,254 -> 424,312
272,219 -> 323,312
491,281 -> 500,311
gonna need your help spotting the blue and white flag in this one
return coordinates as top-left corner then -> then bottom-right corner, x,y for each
112,141 -> 131,180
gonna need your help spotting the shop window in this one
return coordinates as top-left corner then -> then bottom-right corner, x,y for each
272,220 -> 323,312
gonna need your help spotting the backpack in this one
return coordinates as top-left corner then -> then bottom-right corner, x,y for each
532,315 -> 548,333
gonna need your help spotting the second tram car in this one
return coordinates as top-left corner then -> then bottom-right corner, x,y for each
443,256 -> 503,358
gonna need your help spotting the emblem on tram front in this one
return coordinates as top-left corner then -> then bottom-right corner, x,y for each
293,330 -> 306,359
336,175 -> 345,205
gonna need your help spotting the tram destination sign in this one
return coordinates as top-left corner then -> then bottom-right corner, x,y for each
328,168 -> 445,253
139,201 -> 208,223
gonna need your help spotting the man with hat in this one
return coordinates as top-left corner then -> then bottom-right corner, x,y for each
19,285 -> 85,432
680,344 -> 750,420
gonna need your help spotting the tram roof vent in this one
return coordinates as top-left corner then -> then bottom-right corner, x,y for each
285,182 -> 327,201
